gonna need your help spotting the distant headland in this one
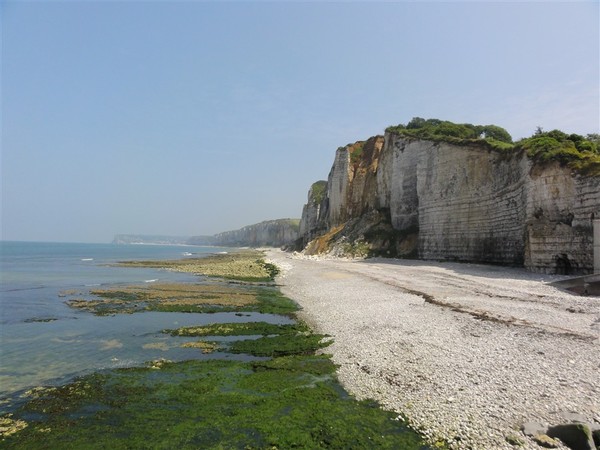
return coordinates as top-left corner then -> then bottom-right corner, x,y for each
112,218 -> 300,248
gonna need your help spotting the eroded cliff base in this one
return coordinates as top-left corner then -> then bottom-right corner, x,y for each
303,210 -> 418,259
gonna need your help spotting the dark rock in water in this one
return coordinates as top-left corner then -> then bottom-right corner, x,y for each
547,423 -> 595,450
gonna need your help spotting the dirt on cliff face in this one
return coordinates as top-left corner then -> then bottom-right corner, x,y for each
303,210 -> 418,259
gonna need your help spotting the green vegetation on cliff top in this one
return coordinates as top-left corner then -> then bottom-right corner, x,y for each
386,117 -> 600,175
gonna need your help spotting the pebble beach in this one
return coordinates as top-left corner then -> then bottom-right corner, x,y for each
266,250 -> 600,450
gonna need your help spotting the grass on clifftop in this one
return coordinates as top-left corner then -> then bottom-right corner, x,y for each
517,129 -> 600,176
385,117 -> 600,175
385,117 -> 514,151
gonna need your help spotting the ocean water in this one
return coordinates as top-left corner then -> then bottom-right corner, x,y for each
0,241 -> 290,404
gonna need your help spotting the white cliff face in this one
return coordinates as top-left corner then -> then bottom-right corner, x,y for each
524,163 -> 600,273
298,181 -> 327,247
300,133 -> 600,274
326,137 -> 384,228
326,147 -> 352,228
377,135 -> 426,231
416,141 -> 529,265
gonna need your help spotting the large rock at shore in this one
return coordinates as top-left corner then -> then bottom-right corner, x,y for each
547,423 -> 595,450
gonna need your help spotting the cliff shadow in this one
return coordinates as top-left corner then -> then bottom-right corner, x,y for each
550,274 -> 600,297
356,256 -> 575,285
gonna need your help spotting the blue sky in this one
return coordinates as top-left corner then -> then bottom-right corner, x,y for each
2,1 -> 598,243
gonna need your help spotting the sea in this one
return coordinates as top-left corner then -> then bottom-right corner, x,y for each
0,241 -> 289,408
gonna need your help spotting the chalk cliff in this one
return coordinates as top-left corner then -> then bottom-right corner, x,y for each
299,129 -> 600,274
210,219 -> 300,248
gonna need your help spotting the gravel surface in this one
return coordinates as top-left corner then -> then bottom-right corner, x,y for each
266,250 -> 600,450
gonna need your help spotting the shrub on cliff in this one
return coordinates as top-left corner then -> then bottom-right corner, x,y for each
479,125 -> 513,143
386,117 -> 513,150
309,181 -> 327,204
516,130 -> 600,175
349,142 -> 364,165
386,118 -> 598,174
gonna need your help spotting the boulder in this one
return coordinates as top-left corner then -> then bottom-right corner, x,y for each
547,423 -> 595,450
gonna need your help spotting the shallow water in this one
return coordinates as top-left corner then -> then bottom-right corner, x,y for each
0,311 -> 291,398
0,241 -> 291,402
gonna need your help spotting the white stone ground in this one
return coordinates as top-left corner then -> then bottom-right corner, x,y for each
266,250 -> 600,450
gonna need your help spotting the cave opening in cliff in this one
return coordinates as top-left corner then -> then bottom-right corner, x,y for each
555,254 -> 572,275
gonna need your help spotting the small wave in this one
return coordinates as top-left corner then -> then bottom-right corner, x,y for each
216,251 -> 228,254
85,284 -> 101,287
23,317 -> 59,323
182,252 -> 192,256
81,258 -> 94,261
144,279 -> 158,283
0,286 -> 46,293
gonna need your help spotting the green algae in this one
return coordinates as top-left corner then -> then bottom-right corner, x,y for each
117,250 -> 278,282
66,284 -> 298,316
65,250 -> 296,316
228,333 -> 331,357
2,317 -> 430,448
164,321 -> 310,337
0,416 -> 27,439
180,340 -> 222,353
165,321 -> 331,357
3,357 -> 429,449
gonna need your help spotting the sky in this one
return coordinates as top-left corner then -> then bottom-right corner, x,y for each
1,1 -> 599,243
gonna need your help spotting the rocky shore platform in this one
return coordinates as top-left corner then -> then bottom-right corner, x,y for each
266,250 -> 600,450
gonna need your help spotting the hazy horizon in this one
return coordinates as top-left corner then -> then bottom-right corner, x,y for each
2,1 -> 599,243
